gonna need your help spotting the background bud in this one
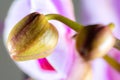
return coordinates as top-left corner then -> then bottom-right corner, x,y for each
7,12 -> 58,61
76,24 -> 115,61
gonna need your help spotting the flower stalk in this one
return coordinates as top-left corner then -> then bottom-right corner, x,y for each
45,14 -> 83,32
103,55 -> 120,72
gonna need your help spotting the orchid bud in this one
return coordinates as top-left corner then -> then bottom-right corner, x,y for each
76,24 -> 115,61
7,12 -> 58,61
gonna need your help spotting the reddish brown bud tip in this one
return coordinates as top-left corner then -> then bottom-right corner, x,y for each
76,24 -> 115,61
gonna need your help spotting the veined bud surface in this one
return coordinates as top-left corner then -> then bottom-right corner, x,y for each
76,24 -> 116,61
7,12 -> 58,61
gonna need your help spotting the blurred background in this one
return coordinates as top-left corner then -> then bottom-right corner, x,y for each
0,0 -> 24,80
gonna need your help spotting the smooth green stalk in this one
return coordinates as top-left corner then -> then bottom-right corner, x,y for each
103,55 -> 120,72
45,14 -> 83,32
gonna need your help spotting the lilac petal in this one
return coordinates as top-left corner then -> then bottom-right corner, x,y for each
111,0 -> 120,39
16,60 -> 65,80
76,0 -> 120,39
76,0 -> 118,25
92,59 -> 108,80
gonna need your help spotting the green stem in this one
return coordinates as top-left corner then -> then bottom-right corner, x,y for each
103,55 -> 120,72
45,14 -> 83,32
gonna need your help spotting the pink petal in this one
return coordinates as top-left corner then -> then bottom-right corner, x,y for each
38,58 -> 55,71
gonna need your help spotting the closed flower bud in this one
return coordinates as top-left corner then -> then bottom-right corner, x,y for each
76,24 -> 115,61
7,12 -> 58,61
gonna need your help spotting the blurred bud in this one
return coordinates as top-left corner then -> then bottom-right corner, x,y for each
76,24 -> 115,61
7,12 -> 58,61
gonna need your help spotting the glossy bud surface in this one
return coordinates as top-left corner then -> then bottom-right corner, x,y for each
7,12 -> 58,61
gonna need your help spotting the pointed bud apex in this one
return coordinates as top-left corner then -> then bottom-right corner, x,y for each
76,24 -> 115,61
108,23 -> 115,31
7,12 -> 58,61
